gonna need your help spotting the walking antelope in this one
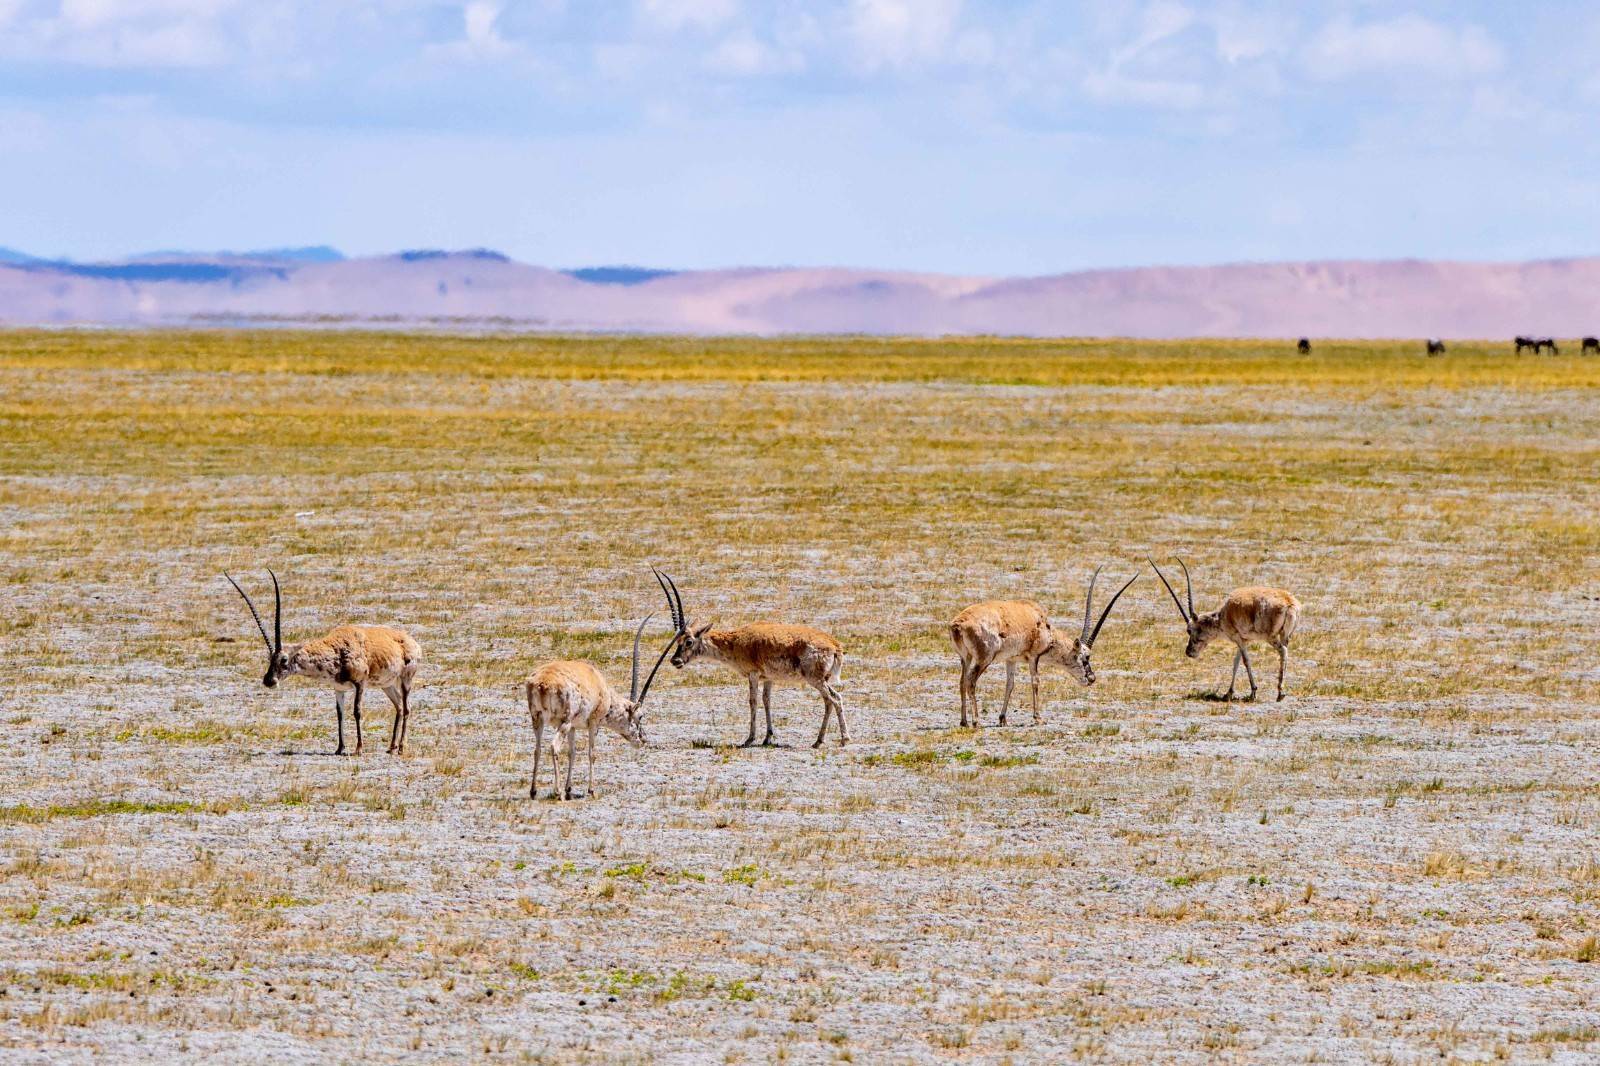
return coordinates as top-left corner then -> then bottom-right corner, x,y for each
523,614 -> 671,800
224,571 -> 421,755
654,570 -> 847,748
1149,558 -> 1300,702
949,566 -> 1139,728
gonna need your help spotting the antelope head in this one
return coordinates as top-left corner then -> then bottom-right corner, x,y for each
1038,565 -> 1140,685
1149,556 -> 1221,657
607,612 -> 674,748
654,569 -> 715,669
225,569 -> 299,688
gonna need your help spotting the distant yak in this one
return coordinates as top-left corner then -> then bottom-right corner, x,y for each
1515,335 -> 1535,354
1296,338 -> 1311,354
1583,336 -> 1598,354
1426,339 -> 1446,355
1536,337 -> 1559,354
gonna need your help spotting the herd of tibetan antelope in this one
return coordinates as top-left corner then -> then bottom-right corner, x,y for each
225,562 -> 1301,801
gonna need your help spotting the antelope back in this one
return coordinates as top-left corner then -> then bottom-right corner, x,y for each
1222,588 -> 1300,642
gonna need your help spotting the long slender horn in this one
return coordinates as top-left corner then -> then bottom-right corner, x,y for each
662,571 -> 687,632
268,568 -> 282,653
654,568 -> 683,632
628,612 -> 656,701
1080,565 -> 1103,642
224,572 -> 273,654
635,636 -> 674,707
1087,570 -> 1140,647
1148,557 -> 1190,623
1175,557 -> 1195,620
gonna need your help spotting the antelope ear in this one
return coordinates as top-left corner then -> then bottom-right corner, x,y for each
693,621 -> 714,638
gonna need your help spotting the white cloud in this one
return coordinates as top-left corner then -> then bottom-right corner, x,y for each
1083,3 -> 1206,110
706,32 -> 803,76
639,0 -> 738,32
1304,14 -> 1503,81
426,1 -> 520,62
849,0 -> 963,70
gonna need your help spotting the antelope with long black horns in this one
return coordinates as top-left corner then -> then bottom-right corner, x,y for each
654,569 -> 848,748
949,566 -> 1140,728
523,612 -> 673,800
224,571 -> 423,755
1149,557 -> 1301,702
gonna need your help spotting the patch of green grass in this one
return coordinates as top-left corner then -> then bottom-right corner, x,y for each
0,799 -> 204,824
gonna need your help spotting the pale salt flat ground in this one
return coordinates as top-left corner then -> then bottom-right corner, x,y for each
2,333 -> 1599,1064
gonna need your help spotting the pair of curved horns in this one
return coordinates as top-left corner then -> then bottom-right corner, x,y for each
1148,557 -> 1195,624
653,567 -> 686,633
1081,565 -> 1140,647
225,569 -> 281,655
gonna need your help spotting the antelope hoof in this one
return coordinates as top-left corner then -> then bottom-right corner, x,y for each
738,736 -> 758,748
811,737 -> 825,749
762,736 -> 778,747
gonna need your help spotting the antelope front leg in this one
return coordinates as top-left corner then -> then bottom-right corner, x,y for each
739,675 -> 760,748
530,717 -> 543,800
398,680 -> 412,754
1240,646 -> 1259,701
351,682 -> 365,755
999,661 -> 1016,727
333,691 -> 347,756
1276,644 -> 1288,701
761,681 -> 777,746
586,724 -> 599,798
1029,659 -> 1042,726
1226,649 -> 1240,702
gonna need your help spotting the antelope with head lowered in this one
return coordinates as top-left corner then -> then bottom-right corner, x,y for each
225,570 -> 422,755
654,569 -> 847,748
1149,557 -> 1301,702
950,566 -> 1139,728
523,613 -> 671,800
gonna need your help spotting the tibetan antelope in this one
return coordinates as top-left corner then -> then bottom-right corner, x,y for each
225,571 -> 421,755
654,569 -> 847,748
950,566 -> 1139,728
1149,558 -> 1300,702
523,613 -> 671,800
1296,338 -> 1311,354
1583,336 -> 1598,354
1426,339 -> 1446,355
1515,335 -> 1535,355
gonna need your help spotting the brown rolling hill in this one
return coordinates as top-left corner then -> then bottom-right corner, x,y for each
1,251 -> 1596,337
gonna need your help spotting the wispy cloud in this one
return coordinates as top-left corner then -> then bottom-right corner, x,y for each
1304,14 -> 1503,82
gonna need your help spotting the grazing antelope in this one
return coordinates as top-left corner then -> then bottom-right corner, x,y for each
224,571 -> 421,755
1515,335 -> 1535,355
950,566 -> 1139,728
1583,336 -> 1598,354
1536,337 -> 1560,355
1296,338 -> 1311,354
523,614 -> 670,800
654,570 -> 847,748
1426,339 -> 1446,355
1149,558 -> 1300,702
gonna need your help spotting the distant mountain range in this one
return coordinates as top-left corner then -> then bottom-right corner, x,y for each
1,246 -> 1597,337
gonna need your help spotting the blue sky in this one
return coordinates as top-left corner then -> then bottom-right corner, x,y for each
2,1 -> 1599,273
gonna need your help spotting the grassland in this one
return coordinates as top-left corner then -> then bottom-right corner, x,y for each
2,329 -> 1599,1063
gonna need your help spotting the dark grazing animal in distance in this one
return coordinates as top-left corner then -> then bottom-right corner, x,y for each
1296,338 -> 1311,354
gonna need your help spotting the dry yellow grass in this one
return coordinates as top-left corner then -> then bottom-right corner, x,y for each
1,328 -> 1599,1062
